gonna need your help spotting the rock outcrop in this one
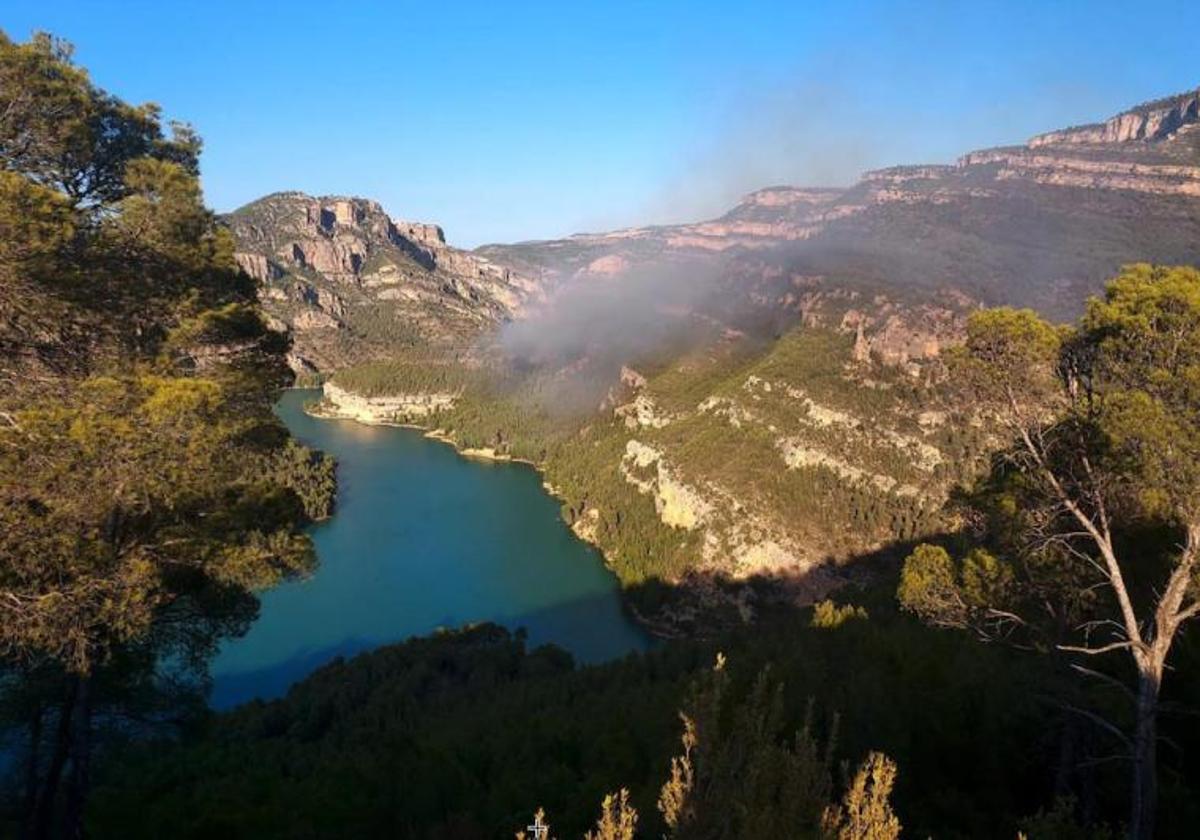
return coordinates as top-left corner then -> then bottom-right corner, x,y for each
840,305 -> 962,370
479,86 -> 1200,321
230,193 -> 535,294
226,193 -> 545,370
1028,88 -> 1200,147
621,440 -> 713,530
317,381 -> 457,424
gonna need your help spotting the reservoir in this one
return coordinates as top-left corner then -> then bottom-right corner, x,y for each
210,389 -> 651,708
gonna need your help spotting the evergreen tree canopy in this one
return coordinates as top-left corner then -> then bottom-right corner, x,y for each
900,264 -> 1200,839
0,29 -> 332,838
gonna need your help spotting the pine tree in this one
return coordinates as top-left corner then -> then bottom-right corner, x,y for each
585,789 -> 638,840
821,752 -> 902,840
898,266 -> 1200,838
0,30 -> 325,838
657,653 -> 840,839
657,713 -> 697,832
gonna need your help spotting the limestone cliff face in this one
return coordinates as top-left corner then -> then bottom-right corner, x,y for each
621,440 -> 713,530
1028,88 -> 1200,146
480,86 -> 1200,321
956,143 -> 1200,197
906,90 -> 1200,201
233,252 -> 280,283
229,193 -> 537,297
317,381 -> 457,424
226,193 -> 545,371
841,304 -> 963,371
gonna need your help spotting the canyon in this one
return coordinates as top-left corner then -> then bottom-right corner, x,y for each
234,87 -> 1200,381
227,192 -> 543,372
228,86 -> 1200,629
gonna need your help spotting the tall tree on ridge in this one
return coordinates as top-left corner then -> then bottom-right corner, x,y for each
0,30 -> 327,838
899,264 -> 1200,839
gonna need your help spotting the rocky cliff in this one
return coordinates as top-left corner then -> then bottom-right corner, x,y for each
1028,88 -> 1200,146
231,87 -> 1200,378
480,86 -> 1200,320
315,381 -> 458,424
226,193 -> 543,371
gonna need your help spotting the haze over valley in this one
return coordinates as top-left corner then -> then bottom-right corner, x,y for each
221,89 -> 1200,638
3,5 -> 1200,838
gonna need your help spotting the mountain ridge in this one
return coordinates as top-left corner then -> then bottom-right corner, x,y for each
1028,85 -> 1200,146
229,84 -> 1200,630
477,85 -> 1200,320
224,191 -> 543,371
228,84 -> 1200,373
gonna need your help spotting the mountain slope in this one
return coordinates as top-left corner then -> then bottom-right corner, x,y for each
480,86 -> 1200,320
229,87 -> 1200,625
229,88 -> 1200,374
225,192 -> 543,371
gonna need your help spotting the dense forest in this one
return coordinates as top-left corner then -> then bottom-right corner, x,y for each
2,29 -> 1200,840
0,32 -> 332,838
82,584 -> 1200,839
322,324 -> 968,611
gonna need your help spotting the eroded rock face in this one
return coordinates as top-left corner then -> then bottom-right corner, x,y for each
233,252 -> 280,283
293,310 -> 340,331
571,507 -> 602,543
225,192 -> 546,368
479,86 -> 1200,322
739,186 -> 844,208
394,221 -> 445,247
581,254 -> 629,276
283,237 -> 366,281
230,193 -> 528,290
615,394 -> 673,429
957,147 -> 1200,197
839,300 -> 964,370
621,440 -> 712,530
286,351 -> 319,377
318,381 -> 457,423
1029,89 -> 1200,146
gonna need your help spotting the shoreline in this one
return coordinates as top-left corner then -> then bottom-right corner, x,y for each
302,395 -> 601,542
292,390 -> 804,643
300,395 -> 676,641
304,399 -> 539,467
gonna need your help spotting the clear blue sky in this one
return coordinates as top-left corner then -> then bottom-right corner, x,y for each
4,1 -> 1198,246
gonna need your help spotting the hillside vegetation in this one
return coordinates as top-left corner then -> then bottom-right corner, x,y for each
321,297 -> 990,627
88,598 -> 1072,839
0,32 -> 332,838
4,27 -> 1200,840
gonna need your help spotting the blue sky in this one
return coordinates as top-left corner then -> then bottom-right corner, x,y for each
4,1 -> 1198,246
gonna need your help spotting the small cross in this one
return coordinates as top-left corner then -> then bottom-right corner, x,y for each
526,810 -> 549,839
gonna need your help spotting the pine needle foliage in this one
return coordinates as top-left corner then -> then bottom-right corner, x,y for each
584,790 -> 638,840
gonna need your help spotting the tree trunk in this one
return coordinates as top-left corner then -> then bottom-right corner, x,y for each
62,674 -> 92,840
27,679 -> 77,840
1130,660 -> 1161,840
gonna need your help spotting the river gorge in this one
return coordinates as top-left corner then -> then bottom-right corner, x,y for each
209,389 -> 651,708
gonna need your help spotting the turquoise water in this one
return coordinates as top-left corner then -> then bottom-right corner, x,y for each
209,390 -> 650,708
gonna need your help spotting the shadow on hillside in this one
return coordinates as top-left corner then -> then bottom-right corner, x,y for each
211,637 -> 378,709
209,587 -> 660,709
208,530 -> 956,711
627,531 -> 957,640
22,530 -> 1157,840
85,532 -> 1102,840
